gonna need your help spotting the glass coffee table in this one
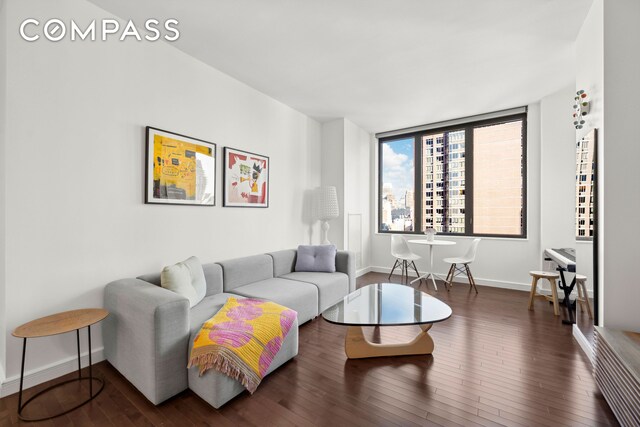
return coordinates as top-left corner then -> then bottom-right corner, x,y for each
322,283 -> 452,359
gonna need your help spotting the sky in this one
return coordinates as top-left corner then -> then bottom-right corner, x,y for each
382,137 -> 414,202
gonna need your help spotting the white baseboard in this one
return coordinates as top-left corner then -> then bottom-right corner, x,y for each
370,266 -> 532,292
0,347 -> 104,397
356,267 -> 372,277
573,324 -> 594,365
368,266 -> 594,297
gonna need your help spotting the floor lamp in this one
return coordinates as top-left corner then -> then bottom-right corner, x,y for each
316,186 -> 339,245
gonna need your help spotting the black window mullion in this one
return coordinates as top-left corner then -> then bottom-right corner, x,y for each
521,116 -> 528,238
443,132 -> 449,233
378,141 -> 383,233
414,134 -> 422,233
465,126 -> 474,235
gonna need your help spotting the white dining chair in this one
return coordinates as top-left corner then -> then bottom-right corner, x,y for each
443,238 -> 481,293
389,235 -> 421,284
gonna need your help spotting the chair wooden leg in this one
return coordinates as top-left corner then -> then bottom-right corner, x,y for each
405,260 -> 410,283
576,282 -> 585,314
548,278 -> 560,316
464,265 -> 472,291
388,259 -> 399,280
585,286 -> 594,320
528,277 -> 538,310
471,268 -> 479,293
448,264 -> 457,289
405,261 -> 410,283
402,261 -> 408,283
580,281 -> 594,319
465,264 -> 478,294
444,264 -> 455,291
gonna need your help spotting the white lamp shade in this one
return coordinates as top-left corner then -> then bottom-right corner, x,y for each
315,186 -> 339,220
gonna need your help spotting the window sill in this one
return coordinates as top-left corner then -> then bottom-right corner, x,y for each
374,232 -> 529,242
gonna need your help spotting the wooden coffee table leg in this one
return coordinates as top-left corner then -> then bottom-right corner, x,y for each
345,324 -> 435,359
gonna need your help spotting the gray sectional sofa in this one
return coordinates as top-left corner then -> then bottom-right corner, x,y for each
103,248 -> 354,407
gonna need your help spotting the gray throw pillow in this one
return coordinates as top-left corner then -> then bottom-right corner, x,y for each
295,245 -> 337,273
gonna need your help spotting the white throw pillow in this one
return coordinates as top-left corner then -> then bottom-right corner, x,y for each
161,256 -> 206,307
182,256 -> 207,302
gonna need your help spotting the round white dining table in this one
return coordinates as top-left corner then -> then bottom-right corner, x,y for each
407,239 -> 456,291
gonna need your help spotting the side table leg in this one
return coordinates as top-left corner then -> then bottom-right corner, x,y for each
88,325 -> 93,397
76,329 -> 81,379
18,338 -> 26,415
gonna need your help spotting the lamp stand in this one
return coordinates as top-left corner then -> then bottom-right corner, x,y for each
321,220 -> 331,245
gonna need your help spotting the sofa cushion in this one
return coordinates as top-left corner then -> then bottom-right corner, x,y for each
231,278 -> 318,324
267,249 -> 297,277
189,293 -> 243,336
280,272 -> 348,312
161,257 -> 206,308
336,251 -> 356,293
184,257 -> 207,300
137,261 -> 223,297
202,263 -> 224,296
218,255 -> 274,292
295,245 -> 337,273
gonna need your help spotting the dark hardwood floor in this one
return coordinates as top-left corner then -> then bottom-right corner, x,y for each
0,273 -> 618,426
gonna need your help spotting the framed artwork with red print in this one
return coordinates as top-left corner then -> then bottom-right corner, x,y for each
223,147 -> 269,208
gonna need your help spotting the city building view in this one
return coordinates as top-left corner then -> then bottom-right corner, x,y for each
422,130 -> 466,233
380,138 -> 415,231
472,121 -> 524,235
381,184 -> 415,231
576,130 -> 595,238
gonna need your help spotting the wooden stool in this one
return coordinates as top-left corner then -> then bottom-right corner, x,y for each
575,274 -> 593,319
528,271 -> 560,316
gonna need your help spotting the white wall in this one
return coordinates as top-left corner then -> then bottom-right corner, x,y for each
0,0 -> 7,385
601,0 -> 640,331
344,119 -> 372,270
575,0 -> 604,317
2,0 -> 322,383
576,0 -> 604,143
320,119 -> 345,248
540,85 -> 576,252
321,118 -> 373,269
370,104 -> 543,290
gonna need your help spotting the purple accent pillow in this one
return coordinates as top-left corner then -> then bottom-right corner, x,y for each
295,245 -> 337,273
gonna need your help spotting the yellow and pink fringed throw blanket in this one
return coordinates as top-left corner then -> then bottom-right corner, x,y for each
188,298 -> 297,393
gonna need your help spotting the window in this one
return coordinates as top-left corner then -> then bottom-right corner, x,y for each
422,129 -> 466,233
379,137 -> 415,232
472,120 -> 525,235
378,112 -> 526,237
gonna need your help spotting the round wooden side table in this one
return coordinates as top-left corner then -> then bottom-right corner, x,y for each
12,308 -> 109,421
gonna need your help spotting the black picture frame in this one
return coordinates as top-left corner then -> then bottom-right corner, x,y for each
222,147 -> 270,208
145,126 -> 216,206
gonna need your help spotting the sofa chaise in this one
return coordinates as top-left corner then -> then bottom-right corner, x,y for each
103,248 -> 354,407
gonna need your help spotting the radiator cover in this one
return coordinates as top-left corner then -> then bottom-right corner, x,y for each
593,326 -> 640,426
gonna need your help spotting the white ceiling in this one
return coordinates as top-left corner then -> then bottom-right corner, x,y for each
89,0 -> 590,133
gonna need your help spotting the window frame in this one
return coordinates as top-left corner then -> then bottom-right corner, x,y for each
378,112 -> 527,238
